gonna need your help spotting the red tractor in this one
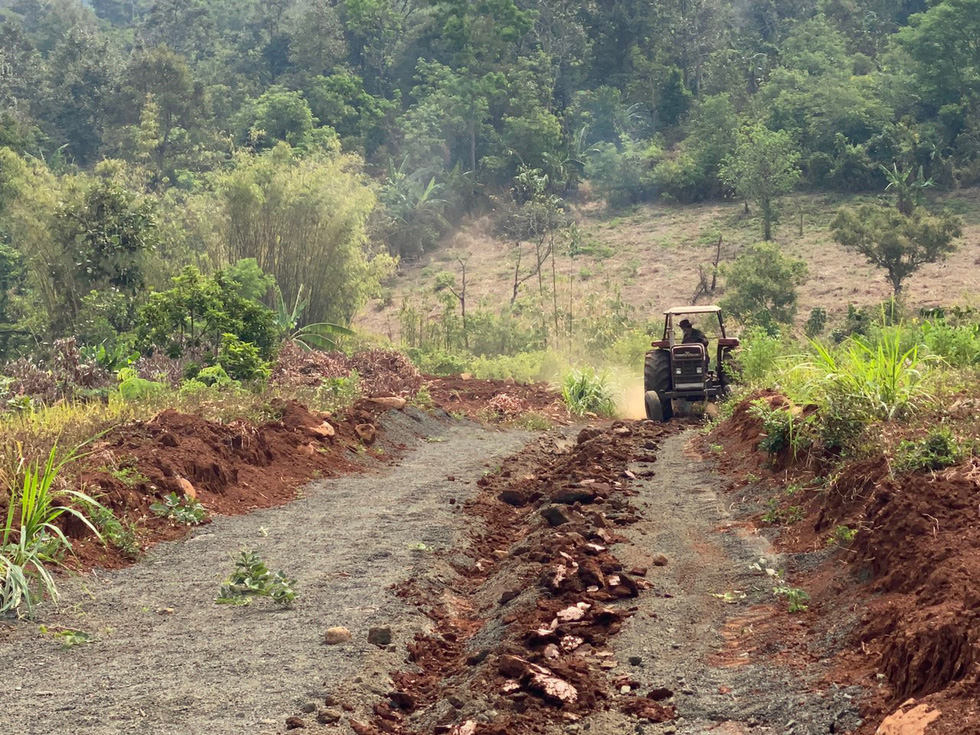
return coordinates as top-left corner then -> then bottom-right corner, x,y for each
643,306 -> 739,422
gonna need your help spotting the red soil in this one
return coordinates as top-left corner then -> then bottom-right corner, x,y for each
333,420 -> 684,735
65,399 -> 387,569
425,376 -> 571,423
707,398 -> 980,735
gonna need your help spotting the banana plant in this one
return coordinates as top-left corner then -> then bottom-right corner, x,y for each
275,285 -> 354,351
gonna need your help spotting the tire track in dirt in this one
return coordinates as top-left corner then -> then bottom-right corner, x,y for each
0,411 -> 530,735
587,430 -> 863,734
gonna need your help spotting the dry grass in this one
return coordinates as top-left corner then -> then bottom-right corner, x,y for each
356,188 -> 980,339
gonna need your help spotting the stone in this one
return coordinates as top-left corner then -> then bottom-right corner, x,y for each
652,553 -> 669,567
876,699 -> 942,735
499,489 -> 531,507
576,427 -> 602,444
368,626 -> 392,646
628,656 -> 643,667
541,505 -> 572,527
324,627 -> 351,645
323,694 -> 340,707
466,648 -> 490,665
578,559 -> 605,588
285,716 -> 306,729
299,702 -> 316,713
317,708 -> 343,724
500,588 -> 521,605
176,477 -> 197,500
648,687 -> 674,701
355,424 -> 377,444
388,691 -> 416,710
306,422 -> 335,439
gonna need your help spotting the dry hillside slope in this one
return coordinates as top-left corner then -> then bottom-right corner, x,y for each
358,189 -> 980,341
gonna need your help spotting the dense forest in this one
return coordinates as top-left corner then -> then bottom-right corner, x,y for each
0,0 -> 978,362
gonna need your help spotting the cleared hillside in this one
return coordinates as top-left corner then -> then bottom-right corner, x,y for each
357,189 -> 980,341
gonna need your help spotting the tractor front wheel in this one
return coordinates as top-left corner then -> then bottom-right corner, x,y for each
644,390 -> 673,422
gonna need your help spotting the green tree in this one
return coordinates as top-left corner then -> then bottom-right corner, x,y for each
38,24 -> 116,165
720,123 -> 801,240
136,266 -> 278,360
248,87 -> 316,148
49,167 -> 159,333
831,206 -> 963,297
720,243 -> 808,332
116,46 -> 208,175
207,144 -> 391,325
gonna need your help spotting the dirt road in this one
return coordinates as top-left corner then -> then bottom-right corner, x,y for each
3,417 -> 864,734
0,412 -> 529,735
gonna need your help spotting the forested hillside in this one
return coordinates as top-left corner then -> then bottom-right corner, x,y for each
0,0 -> 979,363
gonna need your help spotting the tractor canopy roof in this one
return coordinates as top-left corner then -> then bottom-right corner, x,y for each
664,305 -> 722,315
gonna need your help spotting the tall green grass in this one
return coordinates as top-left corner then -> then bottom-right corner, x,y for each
1,445 -> 103,617
808,328 -> 931,420
560,368 -> 617,417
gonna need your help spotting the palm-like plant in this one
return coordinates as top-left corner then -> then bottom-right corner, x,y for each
881,163 -> 934,215
275,285 -> 353,352
1,445 -> 104,616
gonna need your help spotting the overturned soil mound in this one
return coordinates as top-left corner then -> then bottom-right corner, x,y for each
707,395 -> 980,734
64,399 -> 395,569
426,376 -> 570,423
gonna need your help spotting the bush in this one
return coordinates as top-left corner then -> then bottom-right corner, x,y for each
117,367 -> 166,401
137,267 -> 279,361
1,445 -> 104,617
150,492 -> 207,525
737,328 -> 796,385
216,549 -> 296,606
217,334 -> 270,382
804,308 -> 827,338
720,244 -> 808,333
895,428 -> 963,472
809,329 -> 932,420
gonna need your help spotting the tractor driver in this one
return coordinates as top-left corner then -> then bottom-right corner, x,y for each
679,318 -> 709,347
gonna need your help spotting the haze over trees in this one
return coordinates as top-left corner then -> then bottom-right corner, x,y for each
0,0 -> 976,361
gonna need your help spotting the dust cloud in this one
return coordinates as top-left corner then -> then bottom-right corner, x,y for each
609,367 -> 646,419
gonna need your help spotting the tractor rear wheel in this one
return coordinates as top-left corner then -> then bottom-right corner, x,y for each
644,349 -> 671,393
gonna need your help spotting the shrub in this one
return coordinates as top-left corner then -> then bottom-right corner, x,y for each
749,399 -> 813,458
720,243 -> 808,333
809,328 -> 931,420
1,445 -> 103,616
216,549 -> 296,606
804,308 -> 827,338
187,364 -> 237,389
314,371 -> 361,413
218,334 -> 270,382
737,328 -> 795,385
560,368 -> 617,417
117,367 -> 166,401
150,492 -> 207,525
895,428 -> 963,472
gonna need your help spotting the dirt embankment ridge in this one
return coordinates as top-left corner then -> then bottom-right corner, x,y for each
9,372 -> 568,572
708,395 -> 980,735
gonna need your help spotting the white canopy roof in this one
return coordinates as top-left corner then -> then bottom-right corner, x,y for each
664,305 -> 722,315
